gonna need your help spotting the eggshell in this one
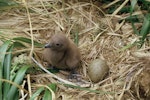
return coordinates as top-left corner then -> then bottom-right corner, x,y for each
88,59 -> 109,83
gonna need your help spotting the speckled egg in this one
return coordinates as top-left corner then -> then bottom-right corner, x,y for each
88,59 -> 109,83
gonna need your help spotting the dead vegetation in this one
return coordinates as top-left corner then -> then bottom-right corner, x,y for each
0,0 -> 150,99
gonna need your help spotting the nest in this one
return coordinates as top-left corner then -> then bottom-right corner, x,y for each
0,0 -> 150,99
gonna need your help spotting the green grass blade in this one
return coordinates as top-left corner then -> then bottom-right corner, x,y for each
43,83 -> 57,100
48,83 -> 57,92
0,40 -> 11,100
74,32 -> 79,46
130,0 -> 137,13
0,0 -> 17,6
63,83 -> 114,94
3,45 -> 13,99
42,89 -> 52,100
118,42 -> 136,51
131,20 -> 140,35
13,41 -> 26,48
3,45 -> 13,79
13,37 -> 43,47
13,90 -> 19,100
130,0 -> 140,35
7,65 -> 29,100
139,13 -> 150,46
0,0 -> 19,11
29,87 -> 45,100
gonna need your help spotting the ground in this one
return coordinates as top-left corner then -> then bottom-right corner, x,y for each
0,0 -> 150,100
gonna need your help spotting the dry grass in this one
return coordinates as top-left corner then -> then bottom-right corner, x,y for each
0,0 -> 150,99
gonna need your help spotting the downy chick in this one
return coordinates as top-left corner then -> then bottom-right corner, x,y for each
43,33 -> 81,74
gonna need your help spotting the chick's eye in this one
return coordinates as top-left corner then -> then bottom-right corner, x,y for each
56,43 -> 60,46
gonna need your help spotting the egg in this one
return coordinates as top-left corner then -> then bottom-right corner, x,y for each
88,59 -> 109,83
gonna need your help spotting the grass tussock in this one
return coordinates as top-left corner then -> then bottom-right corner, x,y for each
0,0 -> 150,99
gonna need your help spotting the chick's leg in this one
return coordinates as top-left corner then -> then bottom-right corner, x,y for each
68,69 -> 82,81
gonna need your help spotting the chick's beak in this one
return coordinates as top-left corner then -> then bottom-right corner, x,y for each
44,43 -> 52,48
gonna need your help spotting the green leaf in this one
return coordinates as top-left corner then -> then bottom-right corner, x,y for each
48,83 -> 57,92
138,14 -> 150,46
29,87 -> 45,100
0,0 -> 19,11
125,15 -> 139,22
63,83 -> 114,94
131,20 -> 140,35
130,0 -> 140,35
118,42 -> 136,51
42,89 -> 52,100
74,32 -> 79,46
13,41 -> 26,48
130,0 -> 150,47
3,45 -> 13,99
3,45 -> 13,79
13,37 -> 43,47
7,65 -> 29,100
43,83 -> 57,100
130,0 -> 138,13
30,83 -> 57,100
0,40 -> 11,100
13,90 -> 19,100
140,14 -> 150,35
